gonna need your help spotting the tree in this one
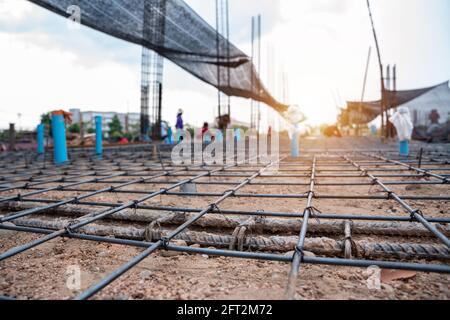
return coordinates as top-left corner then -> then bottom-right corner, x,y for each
40,113 -> 52,137
108,115 -> 123,138
68,123 -> 81,134
41,113 -> 51,126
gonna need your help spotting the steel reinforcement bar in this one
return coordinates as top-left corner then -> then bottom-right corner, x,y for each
344,155 -> 450,249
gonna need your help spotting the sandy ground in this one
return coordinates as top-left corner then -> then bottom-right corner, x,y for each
1,137 -> 449,300
1,232 -> 449,300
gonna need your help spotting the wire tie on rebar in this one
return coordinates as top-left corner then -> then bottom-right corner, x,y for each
306,206 -> 322,224
255,211 -> 266,225
161,237 -> 170,250
304,190 -> 315,198
210,203 -> 222,214
410,209 -> 424,221
64,225 -> 73,234
294,246 -> 305,261
342,233 -> 355,258
16,193 -> 22,201
23,183 -> 30,189
224,189 -> 236,196
344,234 -> 353,242
65,219 -> 78,234
386,191 -> 394,199
160,188 -> 168,195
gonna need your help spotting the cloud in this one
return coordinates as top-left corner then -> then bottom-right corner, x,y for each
303,0 -> 351,15
0,0 -> 448,130
0,30 -> 141,129
186,0 -> 282,46
0,0 -> 33,24
0,0 -> 140,67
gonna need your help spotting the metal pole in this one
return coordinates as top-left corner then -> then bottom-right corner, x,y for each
8,123 -> 15,151
366,0 -> 386,140
418,148 -> 423,168
286,156 -> 317,298
358,46 -> 372,135
257,14 -> 262,135
216,0 -> 221,118
251,16 -> 255,129
226,0 -> 231,116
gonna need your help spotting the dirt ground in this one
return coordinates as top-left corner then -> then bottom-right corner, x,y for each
0,137 -> 449,300
1,232 -> 449,300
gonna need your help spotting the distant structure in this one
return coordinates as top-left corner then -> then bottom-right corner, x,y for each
28,0 -> 288,142
229,118 -> 250,129
70,109 -> 140,132
215,0 -> 231,127
400,82 -> 450,128
340,81 -> 450,128
140,0 -> 166,140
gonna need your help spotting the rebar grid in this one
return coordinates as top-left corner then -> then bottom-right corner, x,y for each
0,143 -> 449,300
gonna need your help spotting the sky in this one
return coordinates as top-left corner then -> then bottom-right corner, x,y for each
0,0 -> 449,130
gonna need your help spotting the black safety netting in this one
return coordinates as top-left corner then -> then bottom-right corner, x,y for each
28,0 -> 289,113
341,82 -> 448,125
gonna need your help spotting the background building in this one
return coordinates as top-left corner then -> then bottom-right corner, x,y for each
70,109 -> 140,132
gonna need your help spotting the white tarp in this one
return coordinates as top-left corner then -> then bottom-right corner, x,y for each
400,82 -> 450,127
389,107 -> 414,141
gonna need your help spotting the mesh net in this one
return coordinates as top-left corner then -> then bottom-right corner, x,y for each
28,0 -> 288,113
341,82 -> 447,125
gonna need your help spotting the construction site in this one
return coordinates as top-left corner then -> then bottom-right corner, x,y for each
0,0 -> 449,302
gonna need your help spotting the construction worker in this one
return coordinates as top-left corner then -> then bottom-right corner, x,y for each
201,122 -> 209,138
175,109 -> 184,142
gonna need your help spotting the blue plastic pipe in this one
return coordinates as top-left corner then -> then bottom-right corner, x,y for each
234,129 -> 241,142
291,125 -> 300,158
165,127 -> 173,145
51,115 -> 68,165
95,116 -> 103,156
399,140 -> 409,157
215,130 -> 223,143
37,124 -> 45,155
